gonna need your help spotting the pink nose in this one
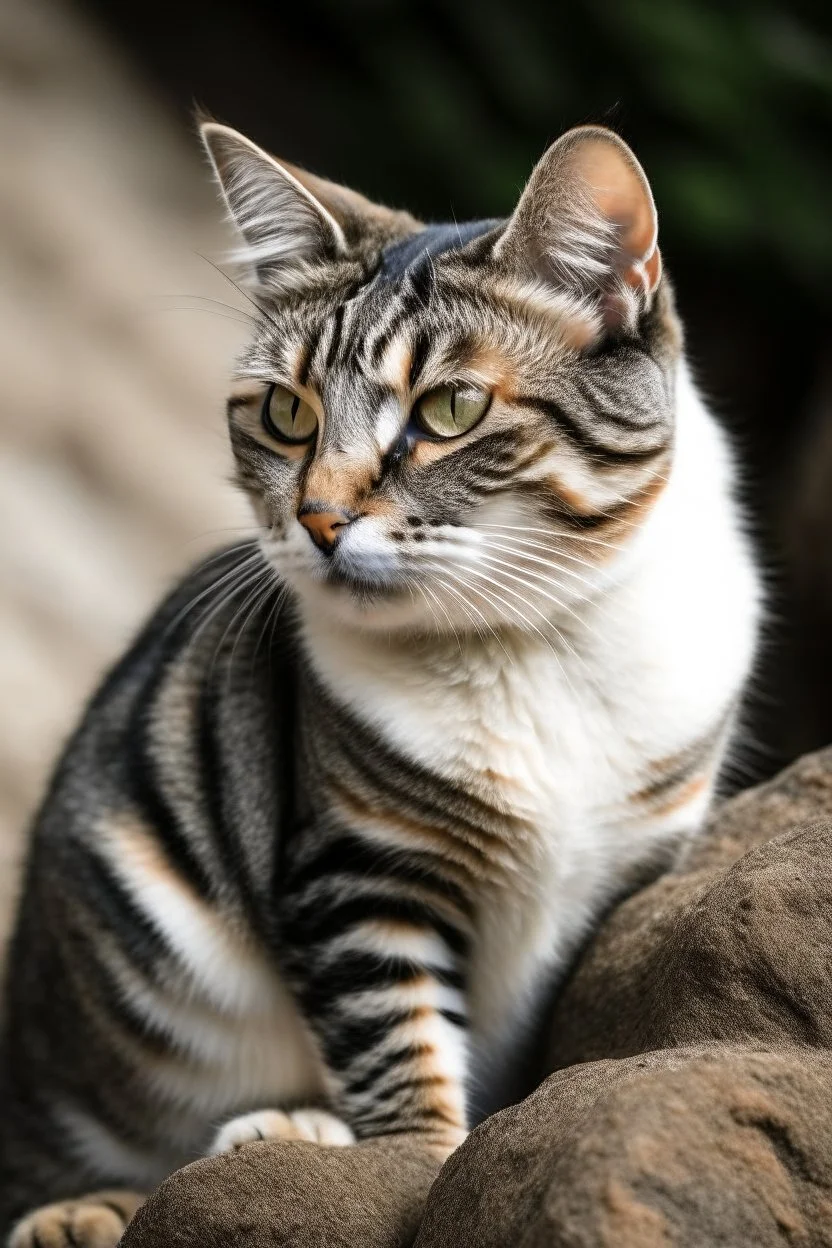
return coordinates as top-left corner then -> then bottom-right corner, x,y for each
298,508 -> 352,553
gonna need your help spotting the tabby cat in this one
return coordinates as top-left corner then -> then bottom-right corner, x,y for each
0,121 -> 758,1245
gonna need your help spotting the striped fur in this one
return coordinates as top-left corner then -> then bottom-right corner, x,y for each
0,124 -> 759,1244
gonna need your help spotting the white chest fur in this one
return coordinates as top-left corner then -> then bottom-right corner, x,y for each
300,369 -> 758,1057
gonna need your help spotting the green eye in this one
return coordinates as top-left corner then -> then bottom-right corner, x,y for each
261,384 -> 318,444
413,385 -> 491,439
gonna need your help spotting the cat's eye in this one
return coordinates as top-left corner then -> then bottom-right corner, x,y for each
412,385 -> 491,439
261,383 -> 318,444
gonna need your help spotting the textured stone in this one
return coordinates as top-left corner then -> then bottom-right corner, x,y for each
416,1048 -> 832,1248
547,747 -> 832,1068
121,1137 -> 439,1248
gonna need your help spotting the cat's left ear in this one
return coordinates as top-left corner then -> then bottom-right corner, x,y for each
496,126 -> 661,331
200,121 -> 417,290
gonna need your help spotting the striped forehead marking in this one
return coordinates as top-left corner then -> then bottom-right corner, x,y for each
373,219 -> 503,287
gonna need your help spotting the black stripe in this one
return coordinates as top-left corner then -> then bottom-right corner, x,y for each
324,710 -> 506,848
69,845 -> 170,976
361,1072 -> 456,1106
126,744 -> 215,902
305,952 -> 428,1004
345,1044 -> 426,1098
284,833 -> 470,911
403,253 -> 435,309
125,666 -> 216,903
298,321 -> 324,388
319,1008 -> 415,1071
197,680 -> 260,918
439,1008 -> 466,1029
352,1104 -> 459,1135
284,891 -> 470,958
324,303 -> 346,370
368,305 -> 411,367
408,329 -> 432,388
521,397 -> 668,465
67,918 -> 173,1056
303,951 -> 464,1016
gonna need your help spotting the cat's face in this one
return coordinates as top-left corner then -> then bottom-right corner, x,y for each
204,123 -> 680,635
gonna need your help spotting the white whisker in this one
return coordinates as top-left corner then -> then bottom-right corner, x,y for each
468,551 -> 608,646
427,569 -> 514,662
474,522 -> 628,554
163,549 -> 263,640
430,560 -> 573,688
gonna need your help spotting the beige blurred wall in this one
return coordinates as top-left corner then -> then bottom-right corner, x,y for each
0,0 -> 253,938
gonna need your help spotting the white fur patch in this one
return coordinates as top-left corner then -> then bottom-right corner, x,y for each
373,396 -> 405,453
299,361 -> 759,1073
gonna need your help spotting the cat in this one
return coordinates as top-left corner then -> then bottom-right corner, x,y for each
0,120 -> 759,1246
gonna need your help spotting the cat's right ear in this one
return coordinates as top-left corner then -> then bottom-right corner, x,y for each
200,122 -> 348,290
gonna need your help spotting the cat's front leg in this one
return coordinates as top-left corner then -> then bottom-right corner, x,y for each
304,942 -> 470,1159
213,905 -> 471,1161
279,828 -> 474,1158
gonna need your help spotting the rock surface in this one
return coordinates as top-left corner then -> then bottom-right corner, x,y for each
122,747 -> 832,1246
547,745 -> 832,1068
416,1047 -> 832,1248
120,1138 -> 439,1248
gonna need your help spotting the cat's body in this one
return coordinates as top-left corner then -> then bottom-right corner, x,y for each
0,123 -> 758,1246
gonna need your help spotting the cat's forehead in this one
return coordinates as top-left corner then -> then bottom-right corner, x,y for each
254,221 -> 504,391
248,213 -> 601,411
371,219 -> 503,287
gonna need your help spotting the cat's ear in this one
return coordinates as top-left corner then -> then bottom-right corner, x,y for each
496,126 -> 661,331
200,122 -> 419,291
200,122 -> 349,289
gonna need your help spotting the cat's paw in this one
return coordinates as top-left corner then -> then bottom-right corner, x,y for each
210,1107 -> 355,1154
9,1191 -> 144,1248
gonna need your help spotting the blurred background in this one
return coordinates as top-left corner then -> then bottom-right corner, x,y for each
1,0 -> 830,937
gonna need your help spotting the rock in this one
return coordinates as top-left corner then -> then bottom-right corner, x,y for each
120,1136 -> 440,1248
547,747 -> 832,1069
415,1047 -> 832,1248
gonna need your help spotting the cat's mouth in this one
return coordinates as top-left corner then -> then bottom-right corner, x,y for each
318,559 -> 410,603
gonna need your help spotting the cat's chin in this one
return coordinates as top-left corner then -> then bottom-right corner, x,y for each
286,569 -> 452,636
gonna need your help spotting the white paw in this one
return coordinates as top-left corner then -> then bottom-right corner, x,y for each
210,1107 -> 355,1155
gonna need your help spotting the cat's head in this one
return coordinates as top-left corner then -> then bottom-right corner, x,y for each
202,121 -> 681,636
